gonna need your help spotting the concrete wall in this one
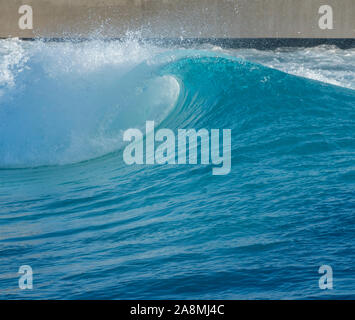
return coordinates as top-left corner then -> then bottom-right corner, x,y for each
0,0 -> 354,39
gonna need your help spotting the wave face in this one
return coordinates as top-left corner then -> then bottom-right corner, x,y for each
0,39 -> 354,299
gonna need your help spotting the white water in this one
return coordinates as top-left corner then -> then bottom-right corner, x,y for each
0,38 -> 180,167
226,45 -> 355,90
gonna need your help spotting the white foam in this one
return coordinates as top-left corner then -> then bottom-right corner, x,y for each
0,39 -> 180,167
227,45 -> 355,90
0,38 -> 29,96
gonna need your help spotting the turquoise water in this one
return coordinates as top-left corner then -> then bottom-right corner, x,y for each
0,39 -> 354,299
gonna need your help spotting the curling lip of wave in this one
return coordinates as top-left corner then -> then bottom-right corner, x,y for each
0,39 -> 183,168
0,39 -> 354,169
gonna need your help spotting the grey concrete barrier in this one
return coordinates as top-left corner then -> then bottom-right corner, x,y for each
0,0 -> 354,39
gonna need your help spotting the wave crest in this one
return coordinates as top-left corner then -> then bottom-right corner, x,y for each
0,39 -> 180,167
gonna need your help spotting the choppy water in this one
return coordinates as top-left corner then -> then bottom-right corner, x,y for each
0,38 -> 354,299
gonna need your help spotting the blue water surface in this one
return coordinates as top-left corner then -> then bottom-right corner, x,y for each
0,40 -> 354,299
